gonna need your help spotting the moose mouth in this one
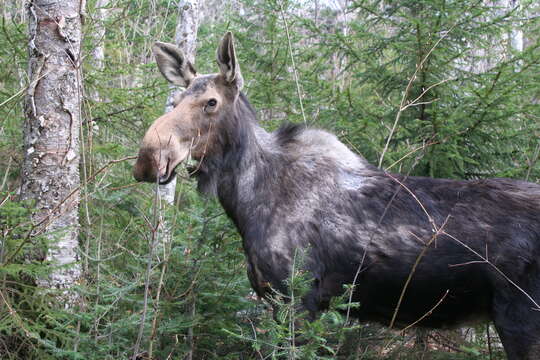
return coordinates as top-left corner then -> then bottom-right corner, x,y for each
134,141 -> 202,185
158,169 -> 177,185
158,158 -> 202,184
158,156 -> 182,185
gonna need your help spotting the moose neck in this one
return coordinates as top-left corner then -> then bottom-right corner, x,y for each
196,92 -> 280,234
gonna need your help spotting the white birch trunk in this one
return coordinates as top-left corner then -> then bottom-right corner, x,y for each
158,0 -> 200,205
22,0 -> 84,294
164,4 -> 199,359
88,0 -> 109,106
91,0 -> 109,71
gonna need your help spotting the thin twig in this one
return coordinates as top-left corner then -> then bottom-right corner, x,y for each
381,290 -> 450,353
389,216 -> 451,329
278,0 -> 307,124
401,78 -> 451,112
289,249 -> 298,360
384,141 -> 438,172
384,173 -> 437,232
486,323 -> 493,360
0,157 -> 12,192
442,230 -> 540,311
131,182 -> 161,360
378,25 -> 456,168
525,141 -> 540,181
3,155 -> 136,266
400,290 -> 449,332
0,290 -> 34,338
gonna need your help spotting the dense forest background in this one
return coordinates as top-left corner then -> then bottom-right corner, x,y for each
0,0 -> 539,359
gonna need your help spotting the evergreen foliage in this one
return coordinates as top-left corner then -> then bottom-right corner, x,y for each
0,0 -> 538,358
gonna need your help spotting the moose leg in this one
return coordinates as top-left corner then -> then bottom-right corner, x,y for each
492,291 -> 540,360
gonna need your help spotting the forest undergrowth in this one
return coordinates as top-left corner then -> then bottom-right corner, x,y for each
0,0 -> 539,358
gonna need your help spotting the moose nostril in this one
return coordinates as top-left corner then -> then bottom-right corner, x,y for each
133,167 -> 142,182
134,163 -> 152,182
133,148 -> 161,183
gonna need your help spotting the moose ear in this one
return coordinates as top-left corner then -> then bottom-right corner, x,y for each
216,32 -> 243,89
152,42 -> 196,87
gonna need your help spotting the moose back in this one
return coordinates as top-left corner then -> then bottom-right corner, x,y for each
133,33 -> 540,359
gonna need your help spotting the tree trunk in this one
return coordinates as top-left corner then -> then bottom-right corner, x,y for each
133,4 -> 200,358
88,0 -> 109,104
158,0 -> 200,205
91,0 -> 109,70
162,3 -> 199,360
21,0 -> 84,294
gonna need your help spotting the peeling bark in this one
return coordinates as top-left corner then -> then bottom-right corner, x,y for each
22,0 -> 84,292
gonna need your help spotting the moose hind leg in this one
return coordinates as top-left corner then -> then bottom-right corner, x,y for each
492,291 -> 540,360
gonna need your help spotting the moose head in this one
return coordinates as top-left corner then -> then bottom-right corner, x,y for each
133,32 -> 244,184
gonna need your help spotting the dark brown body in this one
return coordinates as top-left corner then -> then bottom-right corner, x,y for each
134,33 -> 540,359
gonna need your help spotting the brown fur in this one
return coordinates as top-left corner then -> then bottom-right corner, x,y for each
133,75 -> 236,183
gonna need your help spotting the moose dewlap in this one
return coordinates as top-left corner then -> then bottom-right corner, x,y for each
133,32 -> 540,360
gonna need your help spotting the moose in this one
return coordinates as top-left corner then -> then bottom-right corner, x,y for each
133,32 -> 540,359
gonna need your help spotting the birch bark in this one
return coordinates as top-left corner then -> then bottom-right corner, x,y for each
161,3 -> 199,359
21,0 -> 84,293
158,0 -> 200,205
133,3 -> 200,359
91,0 -> 109,70
88,0 -> 109,104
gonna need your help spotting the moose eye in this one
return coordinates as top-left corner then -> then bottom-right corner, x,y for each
204,98 -> 218,113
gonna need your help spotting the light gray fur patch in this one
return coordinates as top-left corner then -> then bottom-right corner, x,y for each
238,163 -> 255,202
320,216 -> 351,237
338,169 -> 368,191
295,129 -> 368,171
250,123 -> 376,264
269,228 -> 296,260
